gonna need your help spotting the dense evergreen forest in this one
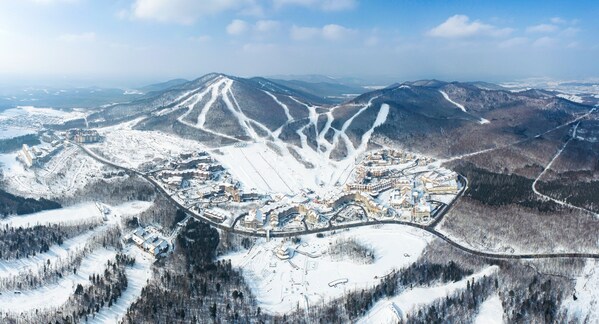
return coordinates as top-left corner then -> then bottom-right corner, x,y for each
0,188 -> 62,216
454,163 -> 561,212
0,134 -> 40,153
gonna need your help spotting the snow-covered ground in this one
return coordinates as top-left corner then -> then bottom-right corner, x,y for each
556,93 -> 584,104
0,248 -> 117,312
0,224 -> 109,280
215,142 -> 330,195
91,246 -> 153,324
108,200 -> 154,219
474,294 -> 505,324
0,145 -> 107,199
0,200 -> 152,228
0,106 -> 87,127
90,129 -> 205,169
562,259 -> 599,322
0,202 -> 102,228
0,126 -> 35,139
358,265 -> 499,323
223,224 -> 433,314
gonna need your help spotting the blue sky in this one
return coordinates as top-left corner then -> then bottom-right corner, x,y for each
0,0 -> 598,86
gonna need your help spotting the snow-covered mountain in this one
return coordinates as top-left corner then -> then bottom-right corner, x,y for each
87,73 -> 594,162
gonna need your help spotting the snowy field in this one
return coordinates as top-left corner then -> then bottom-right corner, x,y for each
223,224 -> 433,314
0,248 -> 117,312
358,265 -> 499,323
0,202 -> 102,228
90,129 -> 206,169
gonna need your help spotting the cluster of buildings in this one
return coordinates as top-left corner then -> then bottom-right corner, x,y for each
154,147 -> 460,232
19,141 -> 64,168
420,170 -> 460,194
67,129 -> 101,144
129,226 -> 169,256
242,193 -> 321,230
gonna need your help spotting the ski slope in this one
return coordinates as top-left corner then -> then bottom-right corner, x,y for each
0,225 -> 110,280
0,248 -> 117,312
224,224 -> 433,314
358,265 -> 499,323
90,247 -> 153,324
474,294 -> 505,324
0,202 -> 102,228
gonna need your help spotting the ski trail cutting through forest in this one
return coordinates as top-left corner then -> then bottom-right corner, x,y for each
439,107 -> 597,165
532,122 -> 599,217
220,79 -> 259,139
440,90 -> 490,125
328,96 -> 380,159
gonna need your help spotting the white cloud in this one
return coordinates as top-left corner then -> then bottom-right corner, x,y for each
291,24 -> 353,41
498,37 -> 528,48
550,17 -> 566,24
322,24 -> 352,40
227,19 -> 249,36
532,36 -> 557,47
28,0 -> 78,4
273,0 -> 357,11
57,32 -> 96,42
129,0 -> 258,24
290,25 -> 320,40
242,42 -> 277,52
364,35 -> 379,47
255,20 -> 280,33
189,35 -> 211,42
560,27 -> 580,37
428,15 -> 512,38
526,24 -> 558,33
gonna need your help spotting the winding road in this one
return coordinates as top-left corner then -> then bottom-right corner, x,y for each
74,141 -> 599,261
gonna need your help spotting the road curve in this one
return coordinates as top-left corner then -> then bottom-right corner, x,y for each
74,142 -> 599,261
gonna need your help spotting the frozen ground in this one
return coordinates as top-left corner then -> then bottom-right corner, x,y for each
91,246 -> 153,324
223,224 -> 433,314
562,259 -> 599,322
0,202 -> 102,228
474,294 -> 505,324
0,248 -> 117,312
358,265 -> 499,323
